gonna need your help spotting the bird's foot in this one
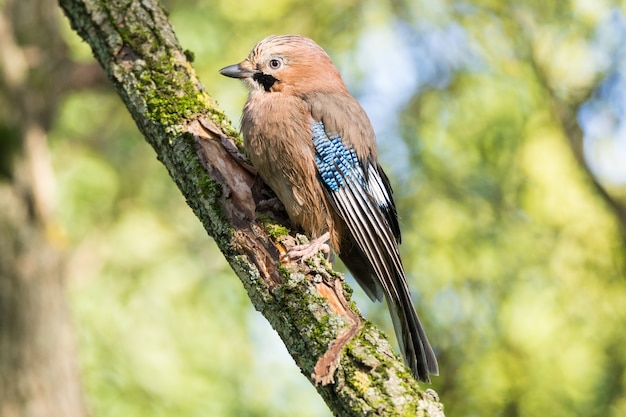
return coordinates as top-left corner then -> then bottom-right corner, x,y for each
287,232 -> 331,262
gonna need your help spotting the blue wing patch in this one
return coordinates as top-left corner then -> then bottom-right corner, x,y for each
311,121 -> 365,192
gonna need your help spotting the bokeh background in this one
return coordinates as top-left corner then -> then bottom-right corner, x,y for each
2,0 -> 626,416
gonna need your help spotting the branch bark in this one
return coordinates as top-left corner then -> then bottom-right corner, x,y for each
58,0 -> 444,415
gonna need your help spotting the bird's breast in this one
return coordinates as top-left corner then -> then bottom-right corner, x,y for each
241,93 -> 343,246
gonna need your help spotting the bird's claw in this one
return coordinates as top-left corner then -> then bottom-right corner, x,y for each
286,232 -> 331,263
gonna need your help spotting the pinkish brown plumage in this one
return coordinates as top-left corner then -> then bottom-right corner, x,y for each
220,34 -> 438,382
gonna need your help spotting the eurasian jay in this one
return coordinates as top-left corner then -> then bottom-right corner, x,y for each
219,35 -> 438,382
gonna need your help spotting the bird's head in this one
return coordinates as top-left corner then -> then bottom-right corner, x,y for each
219,35 -> 347,95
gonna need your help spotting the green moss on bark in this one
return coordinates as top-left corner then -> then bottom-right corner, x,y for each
258,215 -> 291,240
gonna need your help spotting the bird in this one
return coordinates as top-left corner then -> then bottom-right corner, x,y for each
219,34 -> 438,382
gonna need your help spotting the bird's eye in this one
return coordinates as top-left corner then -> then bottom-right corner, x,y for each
268,58 -> 282,70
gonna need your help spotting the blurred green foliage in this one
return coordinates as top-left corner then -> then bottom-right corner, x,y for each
48,0 -> 626,416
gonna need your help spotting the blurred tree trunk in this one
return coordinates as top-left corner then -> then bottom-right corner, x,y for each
0,184 -> 85,417
58,0 -> 444,416
0,0 -> 104,415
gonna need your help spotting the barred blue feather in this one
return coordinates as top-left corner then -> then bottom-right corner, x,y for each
312,121 -> 364,192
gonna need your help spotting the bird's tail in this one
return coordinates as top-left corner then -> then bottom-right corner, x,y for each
386,287 -> 439,383
340,236 -> 438,382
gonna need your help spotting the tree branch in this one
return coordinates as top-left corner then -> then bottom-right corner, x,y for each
516,11 -> 626,240
58,0 -> 444,415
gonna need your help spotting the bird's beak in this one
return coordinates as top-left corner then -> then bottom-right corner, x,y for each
219,63 -> 256,79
